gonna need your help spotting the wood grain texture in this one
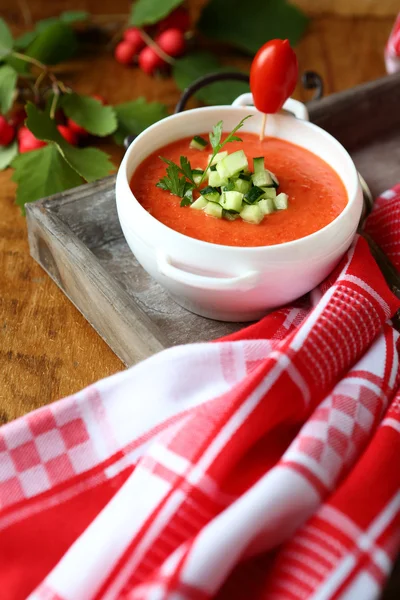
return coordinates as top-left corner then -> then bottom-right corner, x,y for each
0,0 -> 396,418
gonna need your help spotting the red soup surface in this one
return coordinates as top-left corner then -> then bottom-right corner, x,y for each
130,132 -> 348,247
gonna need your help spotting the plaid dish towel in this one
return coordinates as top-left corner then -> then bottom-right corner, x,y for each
2,185 -> 400,600
385,13 -> 400,74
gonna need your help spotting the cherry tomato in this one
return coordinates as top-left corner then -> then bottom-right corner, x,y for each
250,39 -> 298,114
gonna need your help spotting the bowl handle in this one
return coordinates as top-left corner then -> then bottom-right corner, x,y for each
231,92 -> 309,121
173,70 -> 323,114
157,252 -> 259,291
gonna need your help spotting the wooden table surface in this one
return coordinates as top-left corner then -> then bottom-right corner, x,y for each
0,0 -> 398,420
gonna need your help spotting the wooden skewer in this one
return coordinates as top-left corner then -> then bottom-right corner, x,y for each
259,113 -> 267,142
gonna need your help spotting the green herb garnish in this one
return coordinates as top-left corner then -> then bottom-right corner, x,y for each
155,115 -> 252,204
201,115 -> 251,184
156,161 -> 194,198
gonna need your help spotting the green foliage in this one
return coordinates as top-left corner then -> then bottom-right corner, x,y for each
0,65 -> 17,114
25,103 -> 114,181
173,52 -> 249,106
198,0 -> 308,55
130,0 -> 183,27
25,22 -> 78,65
14,31 -> 37,51
10,103 -> 114,211
0,141 -> 17,170
61,93 -> 117,137
0,18 -> 13,59
12,145 -> 83,213
59,11 -> 89,25
14,11 -> 88,50
113,98 -> 168,145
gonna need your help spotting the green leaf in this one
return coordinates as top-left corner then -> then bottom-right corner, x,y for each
198,0 -> 309,55
113,98 -> 168,145
209,120 -> 223,151
3,54 -> 29,74
13,11 -> 88,51
14,30 -> 37,50
0,18 -> 13,59
25,22 -> 78,65
0,140 -> 17,170
60,146 -> 115,183
35,17 -> 60,33
130,0 -> 183,26
12,145 -> 83,212
25,102 -> 115,182
60,10 -> 89,24
0,65 -> 17,114
156,160 -> 188,198
61,93 -> 117,137
179,156 -> 195,185
172,52 -> 249,106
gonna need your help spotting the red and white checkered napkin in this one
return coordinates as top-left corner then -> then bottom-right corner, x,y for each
2,185 -> 400,600
385,13 -> 400,73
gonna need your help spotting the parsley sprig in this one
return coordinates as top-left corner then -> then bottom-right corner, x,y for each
155,115 -> 252,206
201,115 -> 252,184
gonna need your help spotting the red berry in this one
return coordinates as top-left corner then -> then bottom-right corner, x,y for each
157,7 -> 190,33
57,124 -> 78,145
18,126 -> 46,153
67,118 -> 88,137
114,40 -> 136,65
156,28 -> 185,57
0,116 -> 15,146
92,94 -> 107,105
138,46 -> 166,75
9,107 -> 26,128
123,27 -> 145,53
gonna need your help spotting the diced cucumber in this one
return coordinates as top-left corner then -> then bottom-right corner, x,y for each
223,210 -> 240,221
252,170 -> 273,187
267,169 -> 279,187
208,170 -> 227,188
204,202 -> 223,219
240,204 -> 264,224
192,168 -> 204,185
220,191 -> 243,212
259,198 -> 275,215
274,192 -> 289,210
190,196 -> 208,210
190,135 -> 208,150
216,150 -> 248,179
253,156 -> 265,174
200,186 -> 221,204
238,172 -> 252,181
261,187 -> 276,200
234,178 -> 252,194
208,151 -> 228,166
244,185 -> 265,204
221,181 -> 236,192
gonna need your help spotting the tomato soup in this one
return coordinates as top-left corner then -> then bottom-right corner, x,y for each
130,132 -> 348,247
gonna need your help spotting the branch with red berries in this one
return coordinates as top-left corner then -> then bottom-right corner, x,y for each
115,7 -> 189,74
0,0 -> 308,213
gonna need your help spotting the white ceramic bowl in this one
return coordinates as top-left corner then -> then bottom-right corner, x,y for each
116,94 -> 363,322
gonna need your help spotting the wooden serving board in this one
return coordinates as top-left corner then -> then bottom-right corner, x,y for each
26,72 -> 400,367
